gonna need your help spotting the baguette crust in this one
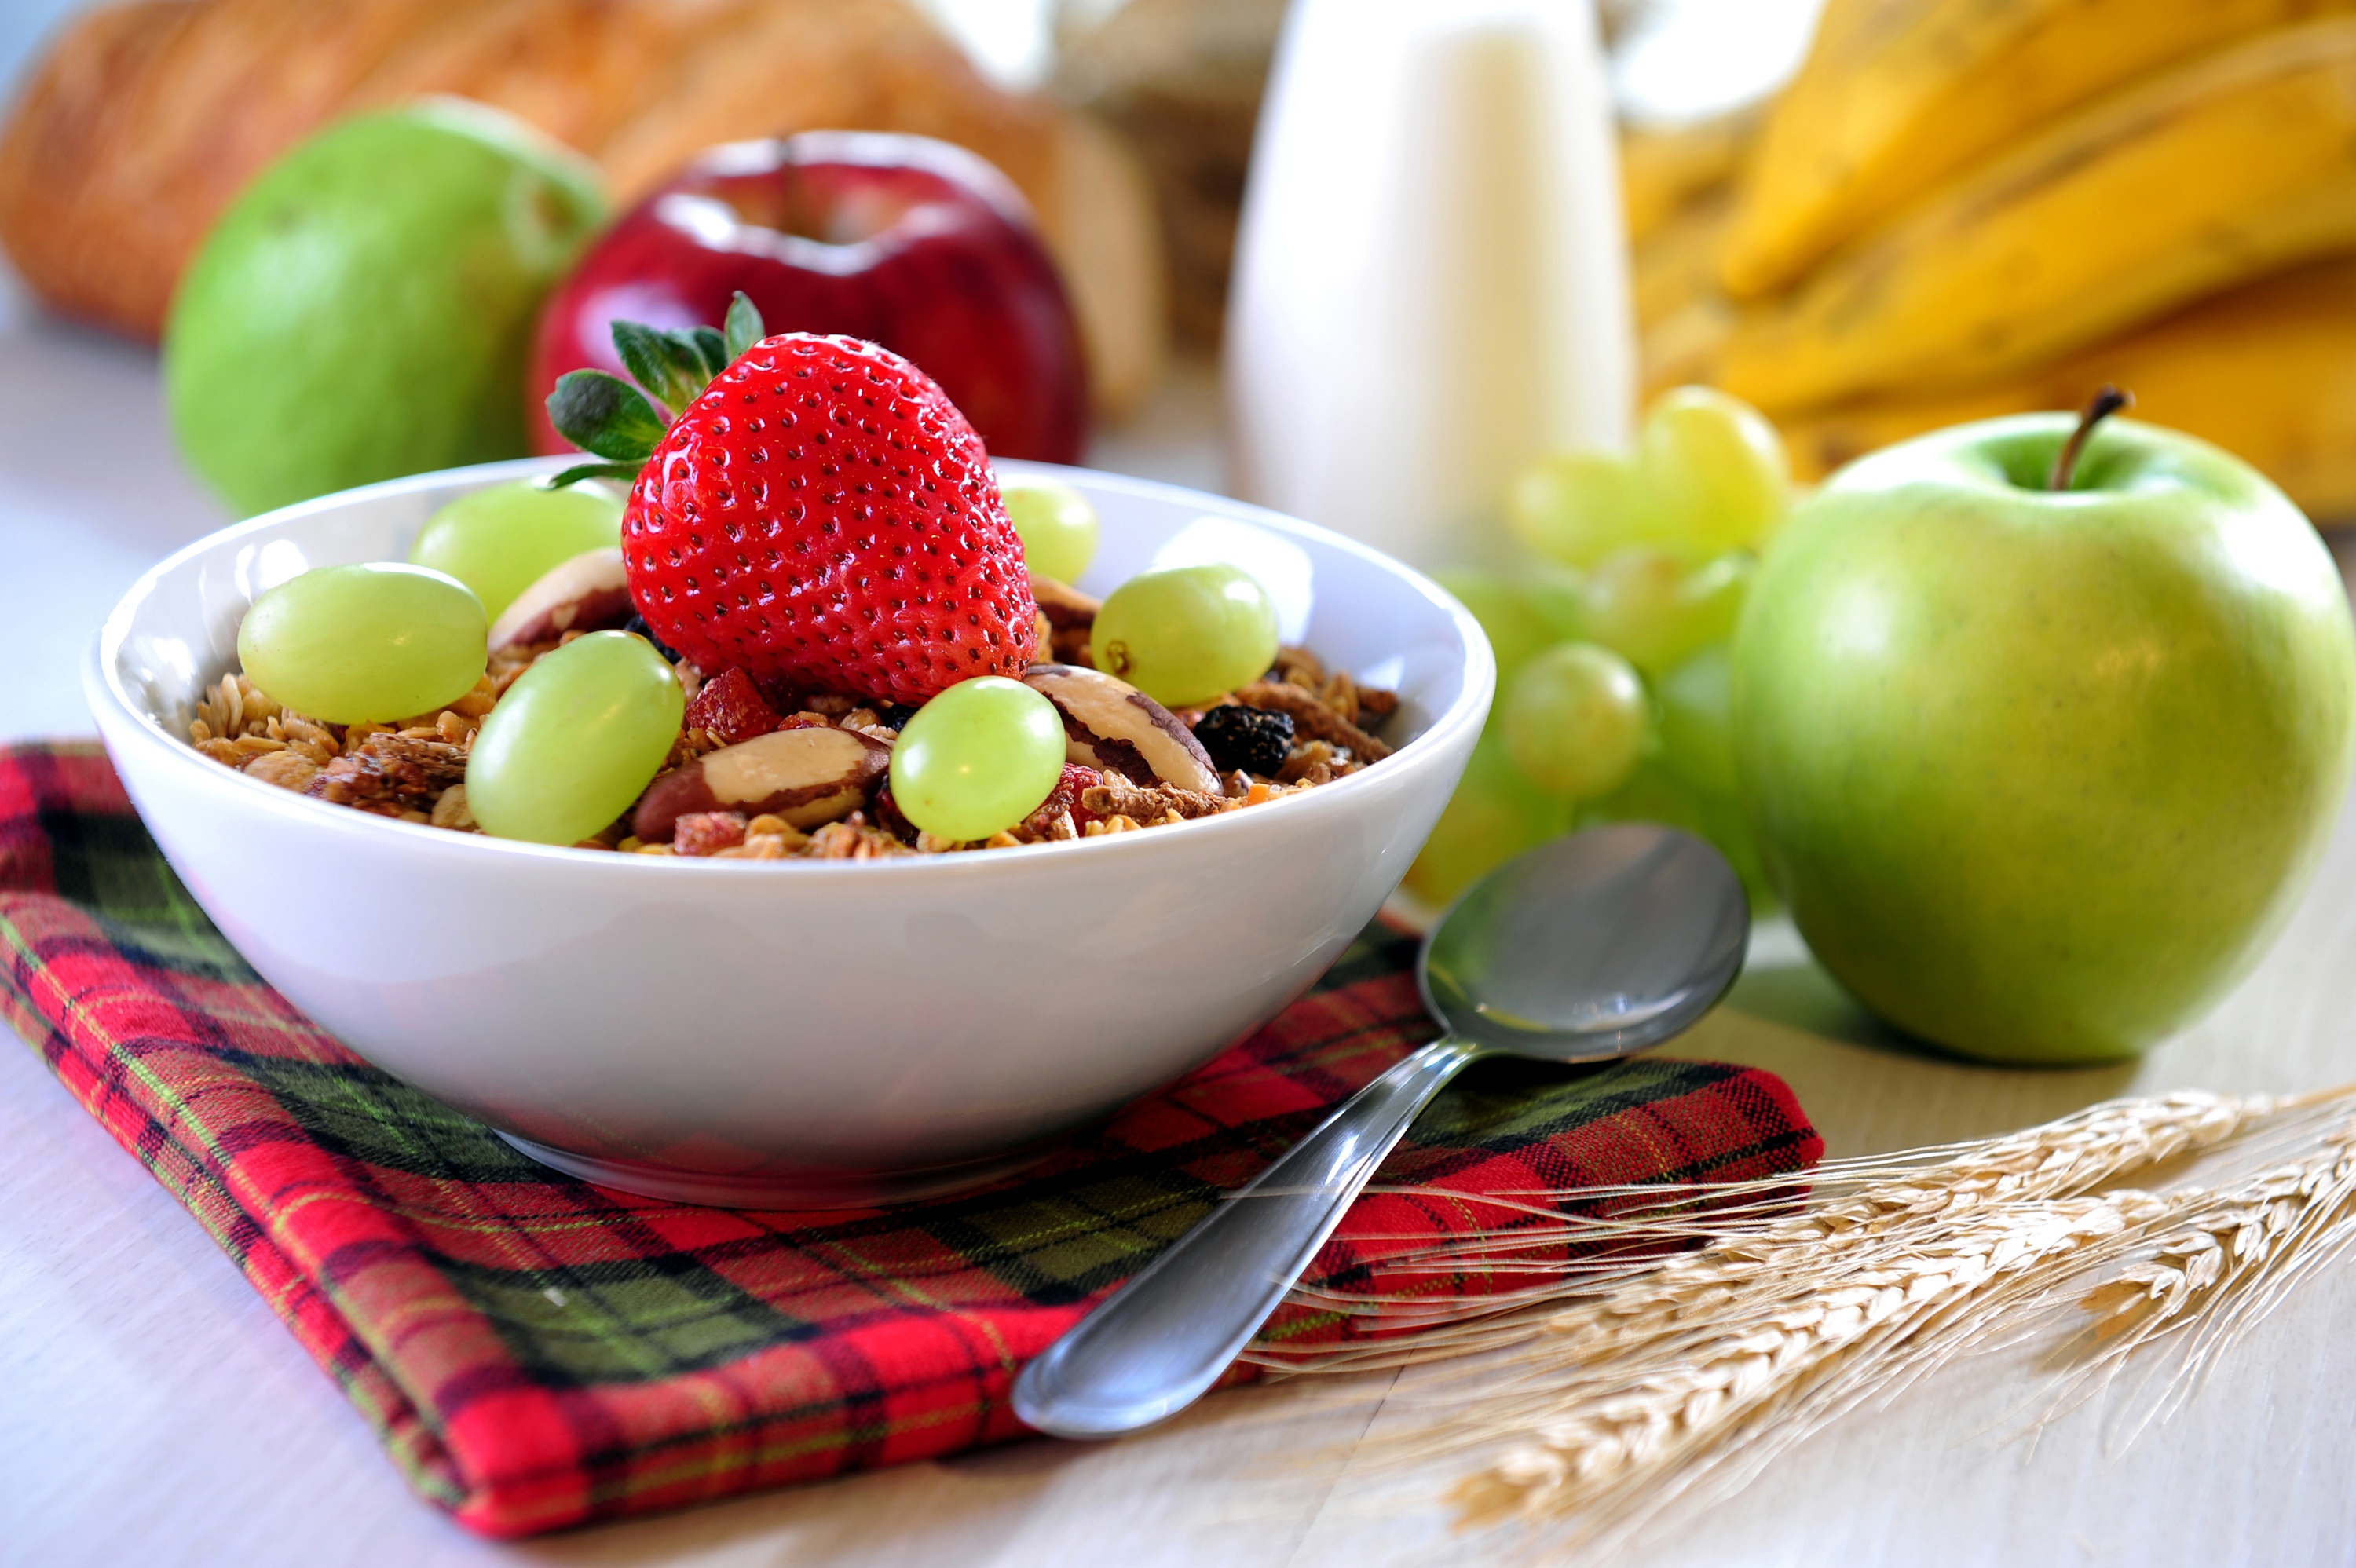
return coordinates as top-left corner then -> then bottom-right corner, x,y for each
0,0 -> 1164,412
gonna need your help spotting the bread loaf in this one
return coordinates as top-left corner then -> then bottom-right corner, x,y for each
0,0 -> 1165,415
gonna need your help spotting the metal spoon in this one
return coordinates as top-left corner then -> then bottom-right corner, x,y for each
1012,822 -> 1749,1439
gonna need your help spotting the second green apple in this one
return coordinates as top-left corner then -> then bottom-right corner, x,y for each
1735,412 -> 2356,1063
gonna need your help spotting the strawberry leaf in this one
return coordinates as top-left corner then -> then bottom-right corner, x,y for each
685,325 -> 730,381
547,370 -> 665,462
612,322 -> 709,414
723,291 -> 765,360
537,461 -> 644,492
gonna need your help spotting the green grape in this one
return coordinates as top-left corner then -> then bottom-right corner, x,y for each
237,562 -> 487,724
1522,561 -> 1588,643
889,677 -> 1066,842
1505,448 -> 1657,567
1001,477 -> 1100,584
1092,563 -> 1280,708
1434,567 -> 1554,695
1652,643 -> 1737,799
1502,642 -> 1649,802
466,631 -> 683,845
1581,547 -> 1754,674
409,478 -> 624,620
1638,386 -> 1792,555
1404,729 -> 1574,908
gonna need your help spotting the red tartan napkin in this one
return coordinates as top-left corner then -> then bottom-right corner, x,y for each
0,741 -> 1819,1536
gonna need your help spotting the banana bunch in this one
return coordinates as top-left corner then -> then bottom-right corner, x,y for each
1629,0 -> 2356,517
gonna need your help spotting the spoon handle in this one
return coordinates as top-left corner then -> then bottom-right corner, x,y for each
1011,1036 -> 1486,1438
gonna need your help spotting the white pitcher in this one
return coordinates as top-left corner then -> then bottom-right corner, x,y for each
1226,0 -> 1633,570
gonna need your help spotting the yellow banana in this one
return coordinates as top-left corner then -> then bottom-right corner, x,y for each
1714,19 -> 2356,415
1776,257 -> 2356,520
1642,296 -> 1739,398
1632,184 -> 1734,327
1619,102 -> 1762,246
1723,0 -> 2356,298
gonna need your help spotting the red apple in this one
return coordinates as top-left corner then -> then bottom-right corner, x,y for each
532,131 -> 1088,462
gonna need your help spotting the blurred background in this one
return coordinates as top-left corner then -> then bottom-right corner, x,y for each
0,0 -> 1818,733
8,0 -> 2351,907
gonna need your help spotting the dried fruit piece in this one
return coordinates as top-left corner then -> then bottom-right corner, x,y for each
684,666 -> 781,746
1193,704 -> 1295,777
672,811 -> 750,857
1234,680 -> 1395,762
309,732 -> 470,814
1015,762 -> 1102,839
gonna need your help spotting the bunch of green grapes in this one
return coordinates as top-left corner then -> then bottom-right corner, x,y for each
1406,387 -> 1790,911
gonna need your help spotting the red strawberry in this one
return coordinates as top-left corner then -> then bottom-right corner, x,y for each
543,301 -> 1038,707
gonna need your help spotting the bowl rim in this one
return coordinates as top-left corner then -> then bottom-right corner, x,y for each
90,455 -> 1495,878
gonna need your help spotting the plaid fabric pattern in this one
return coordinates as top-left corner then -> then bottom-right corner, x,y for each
0,741 -> 1820,1537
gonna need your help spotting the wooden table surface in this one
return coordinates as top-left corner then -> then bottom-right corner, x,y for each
5,262 -> 2356,1567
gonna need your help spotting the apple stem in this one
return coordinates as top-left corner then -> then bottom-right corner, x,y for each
2049,385 -> 2135,492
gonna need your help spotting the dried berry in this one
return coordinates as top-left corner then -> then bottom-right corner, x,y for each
684,666 -> 781,746
672,811 -> 749,857
1026,762 -> 1103,835
870,780 -> 921,843
621,612 -> 681,664
1193,704 -> 1294,777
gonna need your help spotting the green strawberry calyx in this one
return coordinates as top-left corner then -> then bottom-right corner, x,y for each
540,291 -> 766,491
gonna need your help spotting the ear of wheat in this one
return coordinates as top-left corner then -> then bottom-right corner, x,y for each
2045,1110 -> 2356,1444
1242,1086 -> 2356,1552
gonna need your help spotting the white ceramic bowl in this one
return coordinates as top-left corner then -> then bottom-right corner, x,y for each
88,457 -> 1491,1207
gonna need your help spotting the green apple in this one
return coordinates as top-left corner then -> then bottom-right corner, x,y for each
165,101 -> 606,517
1734,411 -> 2356,1062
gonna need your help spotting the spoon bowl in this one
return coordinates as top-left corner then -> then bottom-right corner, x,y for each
1421,824 -> 1749,1058
1013,823 -> 1751,1438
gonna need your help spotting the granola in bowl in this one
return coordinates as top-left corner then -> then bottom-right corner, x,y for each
186,608 -> 1401,861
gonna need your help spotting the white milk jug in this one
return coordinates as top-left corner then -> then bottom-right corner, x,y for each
1226,0 -> 1633,569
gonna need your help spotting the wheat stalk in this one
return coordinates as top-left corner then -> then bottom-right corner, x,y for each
1242,1087 -> 2356,1552
2044,1113 -> 2356,1444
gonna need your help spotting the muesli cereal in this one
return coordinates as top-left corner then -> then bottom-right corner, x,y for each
188,606 -> 1398,858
